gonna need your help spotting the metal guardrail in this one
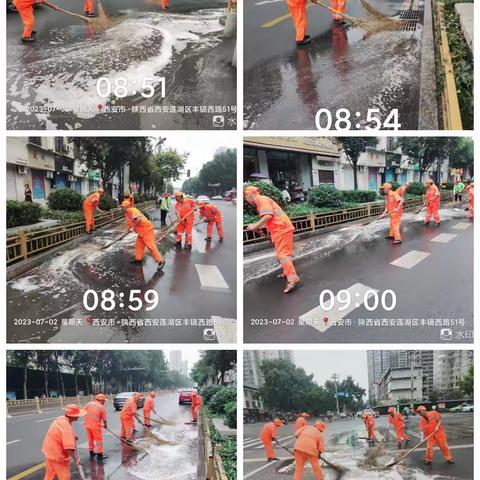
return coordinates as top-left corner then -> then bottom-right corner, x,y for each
243,193 -> 452,245
201,412 -> 229,480
7,201 -> 156,266
436,2 -> 463,130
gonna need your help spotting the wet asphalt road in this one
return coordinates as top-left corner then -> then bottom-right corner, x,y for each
244,0 -> 422,130
243,413 -> 473,479
244,208 -> 473,343
7,0 -> 236,130
7,202 -> 237,344
7,391 -> 199,480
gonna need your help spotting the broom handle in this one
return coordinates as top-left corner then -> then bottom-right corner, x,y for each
311,0 -> 343,16
43,1 -> 91,21
101,231 -> 131,250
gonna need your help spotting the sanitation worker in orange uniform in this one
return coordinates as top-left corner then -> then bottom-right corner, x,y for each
330,0 -> 346,22
191,392 -> 202,423
120,203 -> 165,271
260,418 -> 284,461
396,182 -> 410,198
287,0 -> 310,46
381,182 -> 404,245
424,179 -> 441,226
198,201 -> 224,242
387,407 -> 409,449
83,188 -> 105,234
84,0 -> 95,16
293,420 -> 326,480
416,405 -> 454,465
42,404 -> 86,480
466,183 -> 474,220
161,0 -> 169,8
14,0 -> 46,43
294,412 -> 309,432
143,392 -> 157,428
120,393 -> 142,442
174,192 -> 196,250
245,186 -> 299,293
84,394 -> 108,461
363,412 -> 376,445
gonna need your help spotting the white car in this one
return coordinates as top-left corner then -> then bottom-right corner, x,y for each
211,195 -> 222,200
462,404 -> 474,412
196,195 -> 210,203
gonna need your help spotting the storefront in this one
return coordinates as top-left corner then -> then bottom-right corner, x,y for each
53,155 -> 74,190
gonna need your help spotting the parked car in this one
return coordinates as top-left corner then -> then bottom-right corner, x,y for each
196,195 -> 210,203
211,195 -> 222,200
178,387 -> 197,405
113,392 -> 145,411
462,404 -> 474,412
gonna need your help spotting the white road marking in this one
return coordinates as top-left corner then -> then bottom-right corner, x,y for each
451,222 -> 472,230
244,456 -> 291,464
390,250 -> 430,269
299,283 -> 378,332
244,251 -> 276,265
430,233 -> 457,243
195,264 -> 230,292
244,460 -> 279,479
212,316 -> 237,343
7,439 -> 20,445
246,434 -> 294,449
36,416 -> 59,423
256,0 -> 284,4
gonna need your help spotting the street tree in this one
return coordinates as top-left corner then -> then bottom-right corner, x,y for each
394,137 -> 459,181
7,351 -> 35,399
459,365 -> 473,397
448,138 -> 474,178
334,138 -> 378,190
191,351 -> 237,386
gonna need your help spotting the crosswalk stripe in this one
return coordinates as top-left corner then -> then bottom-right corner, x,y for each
299,283 -> 377,332
451,222 -> 472,230
195,264 -> 230,292
430,233 -> 457,243
390,250 -> 430,269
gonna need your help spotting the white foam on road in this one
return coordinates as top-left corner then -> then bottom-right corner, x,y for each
390,250 -> 430,269
195,264 -> 230,292
430,233 -> 458,243
451,222 -> 472,230
299,283 -> 378,332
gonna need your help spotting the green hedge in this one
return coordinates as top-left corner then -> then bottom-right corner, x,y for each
200,385 -> 225,405
99,194 -> 118,211
7,201 -> 42,228
224,401 -> 237,429
307,184 -> 343,208
48,188 -> 83,211
409,181 -> 426,196
40,208 -> 85,225
341,190 -> 378,203
219,437 -> 236,480
243,182 -> 286,217
207,386 -> 237,415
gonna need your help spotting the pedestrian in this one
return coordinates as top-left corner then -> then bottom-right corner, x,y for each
198,201 -> 224,242
120,201 -> 165,271
143,392 -> 157,428
83,188 -> 105,234
83,0 -> 96,17
416,405 -> 454,465
381,182 -> 404,245
454,179 -> 465,202
424,179 -> 441,227
84,394 -> 108,461
330,0 -> 346,23
395,182 -> 410,198
174,192 -> 196,250
191,391 -> 202,423
24,184 -> 33,202
287,0 -> 310,46
363,412 -> 376,445
466,183 -> 474,221
244,186 -> 300,293
260,418 -> 284,461
387,407 -> 409,449
14,0 -> 45,43
120,393 -> 143,443
41,404 -> 86,480
294,412 -> 309,432
293,420 -> 326,480
160,193 -> 171,227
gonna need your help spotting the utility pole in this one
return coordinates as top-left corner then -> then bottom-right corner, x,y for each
332,374 -> 340,414
409,351 -> 415,402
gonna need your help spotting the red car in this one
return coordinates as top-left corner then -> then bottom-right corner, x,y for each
178,387 -> 198,405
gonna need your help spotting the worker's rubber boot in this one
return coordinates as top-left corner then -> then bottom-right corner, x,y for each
21,36 -> 35,43
97,454 -> 108,462
89,451 -> 96,459
422,222 -> 430,226
385,235 -> 394,239
86,12 -> 96,17
425,461 -> 432,465
130,259 -> 143,264
393,240 -> 402,245
296,36 -> 311,46
405,439 -> 410,445
31,31 -> 37,35
397,442 -> 402,449
205,237 -> 212,242
447,460 -> 455,464
434,222 -> 441,227
175,241 -> 182,248
219,237 -> 224,242
157,259 -> 166,271
184,244 -> 192,250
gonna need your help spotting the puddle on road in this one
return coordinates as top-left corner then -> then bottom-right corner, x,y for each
8,9 -> 224,128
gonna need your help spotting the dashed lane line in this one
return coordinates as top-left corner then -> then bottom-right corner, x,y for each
390,250 -> 430,269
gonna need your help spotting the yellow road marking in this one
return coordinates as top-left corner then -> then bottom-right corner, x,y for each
262,3 -> 314,28
8,462 -> 45,480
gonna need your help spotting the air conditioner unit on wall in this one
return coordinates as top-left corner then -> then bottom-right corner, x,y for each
68,175 -> 75,181
45,171 -> 54,179
17,165 -> 27,175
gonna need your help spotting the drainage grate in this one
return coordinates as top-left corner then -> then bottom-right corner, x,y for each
398,9 -> 419,20
399,19 -> 418,31
397,9 -> 419,31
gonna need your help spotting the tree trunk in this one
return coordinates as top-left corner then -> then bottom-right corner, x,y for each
44,368 -> 49,398
59,370 -> 66,397
74,372 -> 79,396
353,162 -> 358,190
23,365 -> 28,399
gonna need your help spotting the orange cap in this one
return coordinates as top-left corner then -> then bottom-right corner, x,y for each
244,186 -> 260,196
198,201 -> 206,208
381,183 -> 392,189
273,418 -> 284,426
174,191 -> 184,198
314,420 -> 326,432
301,412 -> 310,418
64,404 -> 87,417
416,405 -> 427,412
120,200 -> 130,208
150,391 -> 156,397
387,407 -> 395,413
96,394 -> 106,402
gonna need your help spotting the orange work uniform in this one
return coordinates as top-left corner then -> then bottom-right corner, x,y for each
200,204 -> 224,239
293,426 -> 325,480
287,0 -> 308,42
396,185 -> 408,198
419,411 -> 453,463
467,188 -> 474,219
253,195 -> 299,284
191,393 -> 202,421
425,185 -> 440,224
175,198 -> 196,246
120,397 -> 138,440
126,207 -> 163,263
84,400 -> 107,455
294,416 -> 308,432
42,416 -> 77,480
84,0 -> 94,14
260,422 -> 279,459
14,0 -> 40,39
83,192 -> 101,233
385,190 -> 403,241
330,0 -> 346,20
143,396 -> 155,427
161,0 -> 169,8
388,412 -> 409,443
364,415 -> 376,440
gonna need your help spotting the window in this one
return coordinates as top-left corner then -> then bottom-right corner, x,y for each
318,170 -> 335,184
28,137 -> 41,146
55,138 -> 65,152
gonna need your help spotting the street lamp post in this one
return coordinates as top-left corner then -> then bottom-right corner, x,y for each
332,374 -> 340,415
